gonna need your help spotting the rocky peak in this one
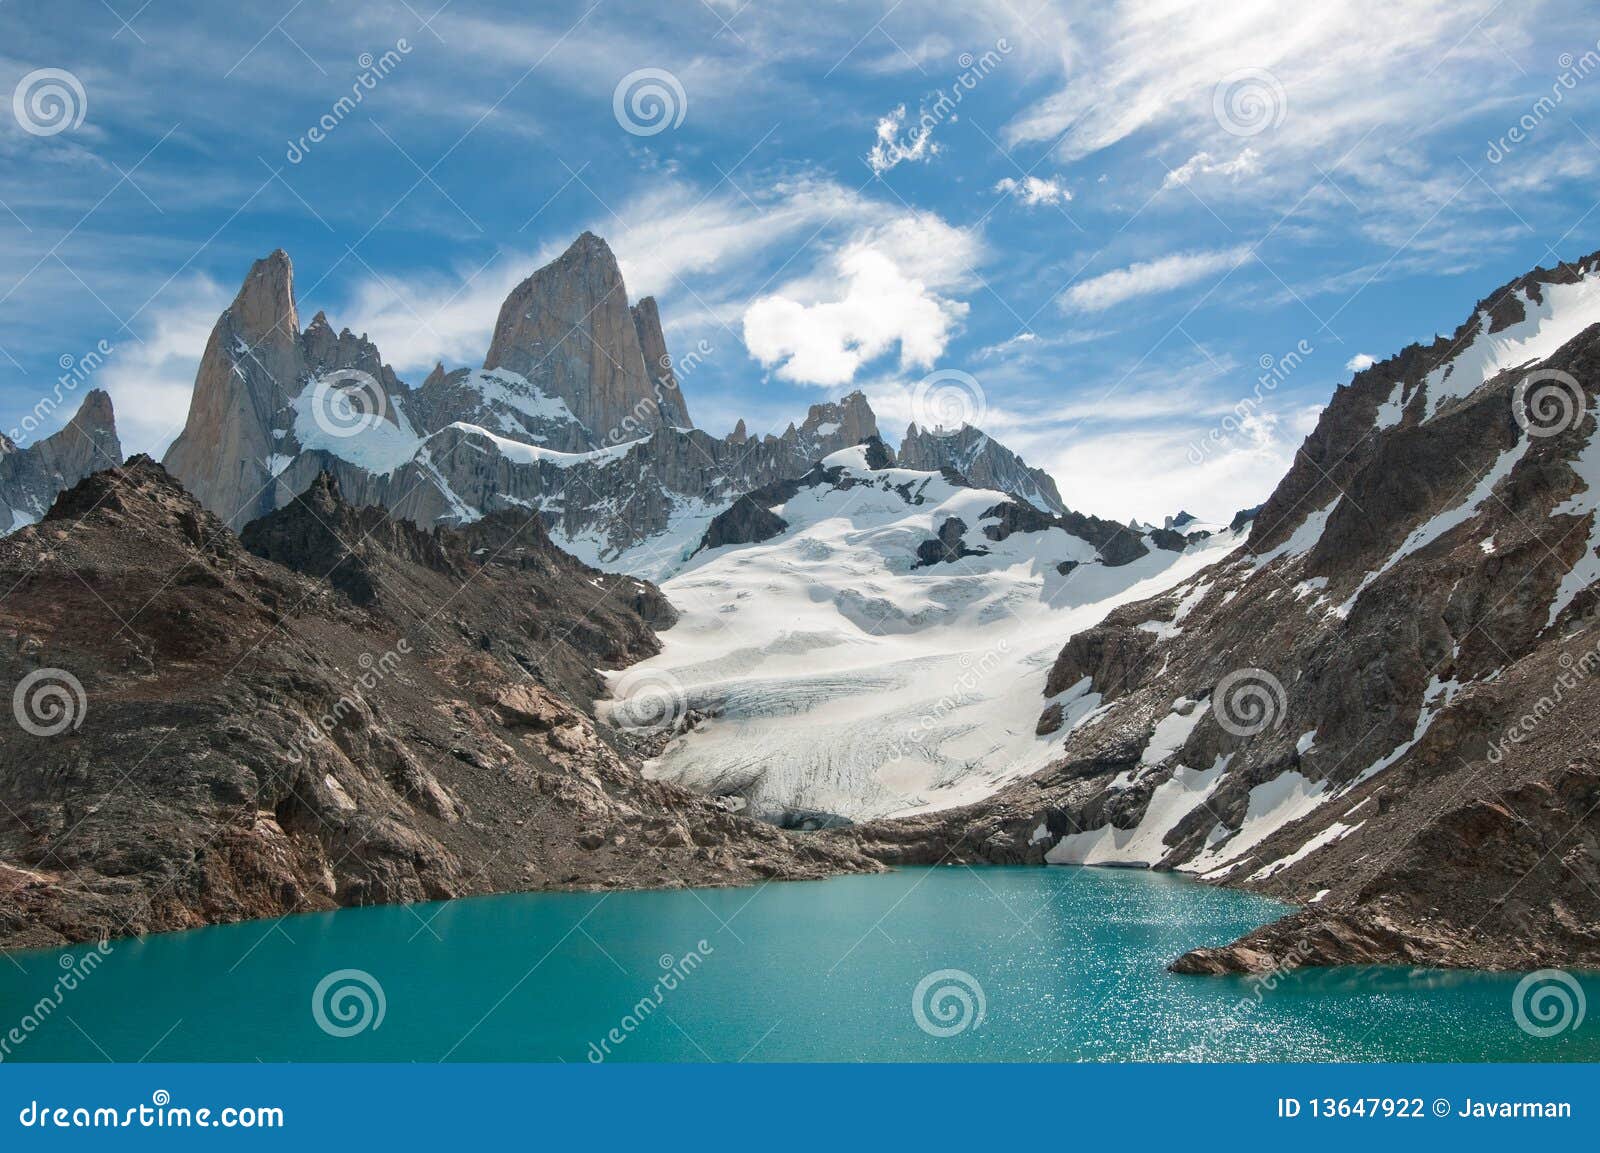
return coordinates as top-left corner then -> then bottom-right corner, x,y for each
231,249 -> 299,345
630,295 -> 692,429
0,389 -> 124,534
897,420 -> 1067,516
483,233 -> 691,442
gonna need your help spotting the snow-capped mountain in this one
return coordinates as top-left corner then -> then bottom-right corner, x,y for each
160,234 -> 1076,576
609,441 -> 1246,824
1,389 -> 122,534
845,248 -> 1600,973
898,421 -> 1067,515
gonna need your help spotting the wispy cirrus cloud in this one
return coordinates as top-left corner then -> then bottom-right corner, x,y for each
1062,246 -> 1254,313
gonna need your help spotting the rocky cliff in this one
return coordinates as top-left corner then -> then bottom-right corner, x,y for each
841,249 -> 1600,973
898,422 -> 1067,515
483,232 -> 690,440
0,458 -> 880,952
0,389 -> 122,534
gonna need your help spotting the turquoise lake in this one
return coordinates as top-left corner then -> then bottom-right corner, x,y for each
1,866 -> 1595,1062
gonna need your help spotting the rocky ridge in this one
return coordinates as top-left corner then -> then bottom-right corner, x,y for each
0,457 -> 879,952
839,249 -> 1600,972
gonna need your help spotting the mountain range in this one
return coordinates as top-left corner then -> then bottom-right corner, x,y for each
2,234 -> 1598,974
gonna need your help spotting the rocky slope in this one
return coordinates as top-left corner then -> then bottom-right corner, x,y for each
841,250 -> 1600,972
0,390 -> 122,533
0,458 -> 879,952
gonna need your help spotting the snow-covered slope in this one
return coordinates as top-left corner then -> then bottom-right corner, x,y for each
607,445 -> 1245,823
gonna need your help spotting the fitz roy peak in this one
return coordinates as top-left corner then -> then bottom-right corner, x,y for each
157,235 -> 1061,574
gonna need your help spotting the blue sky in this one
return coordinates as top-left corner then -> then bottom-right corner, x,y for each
4,0 -> 1600,521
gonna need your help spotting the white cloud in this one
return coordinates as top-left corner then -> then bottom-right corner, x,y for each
1062,246 -> 1253,313
1345,353 -> 1376,372
96,276 -> 230,458
743,213 -> 977,386
993,175 -> 1071,206
1162,148 -> 1261,189
867,104 -> 941,175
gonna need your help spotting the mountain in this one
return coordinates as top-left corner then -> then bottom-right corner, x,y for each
162,250 -> 411,529
159,237 -> 1063,577
898,422 -> 1067,515
841,249 -> 1600,972
0,390 -> 122,534
618,440 -> 1245,825
483,231 -> 692,436
0,457 -> 879,951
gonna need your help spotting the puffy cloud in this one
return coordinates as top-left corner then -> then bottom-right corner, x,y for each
96,276 -> 230,458
1345,353 -> 1376,372
743,213 -> 977,385
993,175 -> 1071,206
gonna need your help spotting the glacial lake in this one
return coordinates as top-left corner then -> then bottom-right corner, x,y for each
2,866 -> 1595,1062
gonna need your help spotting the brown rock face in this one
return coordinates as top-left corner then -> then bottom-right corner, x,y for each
630,295 -> 693,431
0,458 -> 881,952
484,232 -> 688,442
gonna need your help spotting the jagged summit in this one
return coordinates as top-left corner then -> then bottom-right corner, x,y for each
898,420 -> 1066,516
483,232 -> 690,436
0,388 -> 124,534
